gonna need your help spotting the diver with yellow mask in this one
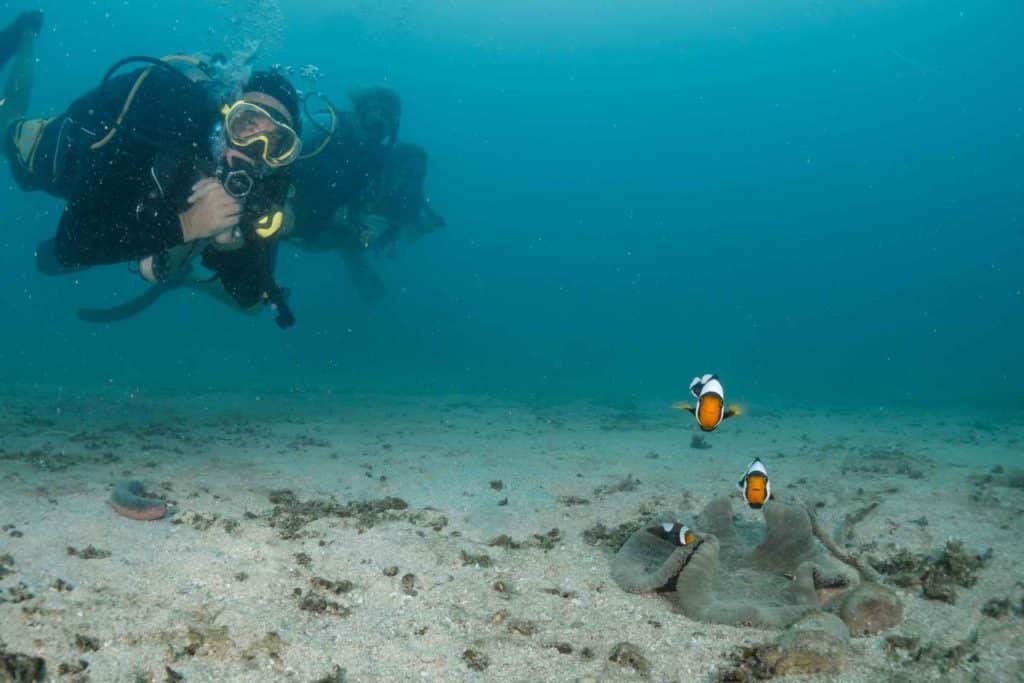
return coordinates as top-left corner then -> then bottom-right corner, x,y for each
2,47 -> 302,327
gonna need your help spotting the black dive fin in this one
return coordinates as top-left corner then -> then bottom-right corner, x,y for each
77,283 -> 173,323
76,268 -> 193,323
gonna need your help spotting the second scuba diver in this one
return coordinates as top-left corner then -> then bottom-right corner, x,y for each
286,88 -> 445,303
2,44 -> 303,327
288,86 -> 402,248
288,139 -> 445,303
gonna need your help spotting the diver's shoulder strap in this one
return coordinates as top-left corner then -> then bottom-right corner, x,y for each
160,53 -> 217,84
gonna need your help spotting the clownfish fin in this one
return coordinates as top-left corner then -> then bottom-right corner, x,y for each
673,402 -> 695,414
725,404 -> 743,419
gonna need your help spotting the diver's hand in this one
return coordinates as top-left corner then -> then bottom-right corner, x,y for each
359,213 -> 392,248
138,255 -> 159,284
268,288 -> 295,329
213,229 -> 244,250
179,178 -> 240,242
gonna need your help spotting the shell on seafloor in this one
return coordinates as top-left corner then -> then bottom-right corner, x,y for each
112,501 -> 167,521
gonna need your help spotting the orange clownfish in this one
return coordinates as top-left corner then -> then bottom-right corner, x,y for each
738,458 -> 772,509
674,374 -> 742,432
649,521 -> 697,547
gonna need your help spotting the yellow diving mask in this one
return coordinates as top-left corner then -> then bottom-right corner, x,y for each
221,100 -> 302,168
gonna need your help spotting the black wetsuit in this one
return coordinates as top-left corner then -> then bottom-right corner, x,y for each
381,174 -> 444,244
289,112 -> 390,243
5,63 -> 290,308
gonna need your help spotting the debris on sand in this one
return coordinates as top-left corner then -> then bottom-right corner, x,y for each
608,642 -> 652,678
871,540 -> 993,604
267,490 -> 408,538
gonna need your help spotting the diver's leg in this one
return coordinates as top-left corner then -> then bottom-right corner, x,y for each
138,243 -> 201,284
338,240 -> 388,303
0,12 -> 42,132
186,279 -> 262,316
0,20 -> 19,67
0,11 -> 43,66
35,238 -> 89,276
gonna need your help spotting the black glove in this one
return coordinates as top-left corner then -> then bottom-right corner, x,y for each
267,287 -> 295,329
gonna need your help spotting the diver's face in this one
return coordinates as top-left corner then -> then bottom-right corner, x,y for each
221,93 -> 294,171
223,144 -> 256,169
243,92 -> 294,130
232,109 -> 279,139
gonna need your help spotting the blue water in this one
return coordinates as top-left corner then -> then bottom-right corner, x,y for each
1,0 -> 1021,407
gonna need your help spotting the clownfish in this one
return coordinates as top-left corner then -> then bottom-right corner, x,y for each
738,458 -> 772,509
674,374 -> 742,432
649,521 -> 697,547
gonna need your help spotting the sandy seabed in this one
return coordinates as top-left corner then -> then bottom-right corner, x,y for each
1,387 -> 1022,682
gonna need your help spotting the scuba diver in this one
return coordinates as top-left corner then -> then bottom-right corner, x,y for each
290,142 -> 444,252
291,142 -> 445,301
289,86 -> 402,246
286,87 -> 443,303
2,43 -> 302,327
333,142 -> 446,253
367,142 -> 446,247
